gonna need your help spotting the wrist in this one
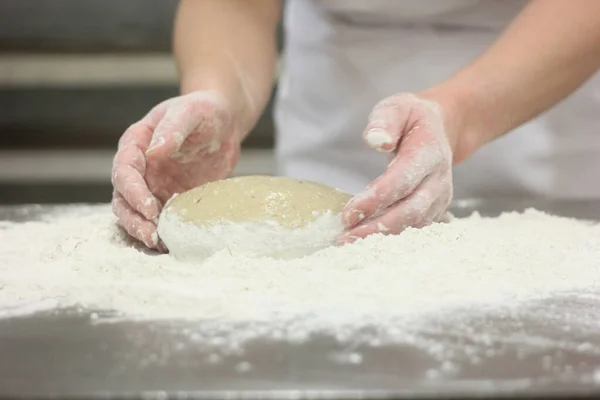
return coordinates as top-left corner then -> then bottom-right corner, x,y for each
179,69 -> 257,139
418,84 -> 486,164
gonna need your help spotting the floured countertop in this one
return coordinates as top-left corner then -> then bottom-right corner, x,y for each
0,198 -> 599,399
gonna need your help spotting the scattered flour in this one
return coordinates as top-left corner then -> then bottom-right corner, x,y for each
0,205 -> 599,339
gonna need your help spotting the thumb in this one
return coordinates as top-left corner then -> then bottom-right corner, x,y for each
362,93 -> 417,153
145,102 -> 195,158
146,91 -> 232,158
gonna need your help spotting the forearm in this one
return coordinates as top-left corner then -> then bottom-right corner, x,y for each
425,0 -> 600,163
174,0 -> 281,136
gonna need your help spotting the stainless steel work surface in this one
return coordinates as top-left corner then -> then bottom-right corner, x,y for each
0,199 -> 599,399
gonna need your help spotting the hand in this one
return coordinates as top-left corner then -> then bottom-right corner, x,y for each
111,90 -> 241,250
339,93 -> 454,244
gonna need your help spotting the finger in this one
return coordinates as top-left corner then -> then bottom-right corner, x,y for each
338,182 -> 438,245
113,105 -> 163,219
112,145 -> 161,221
430,185 -> 454,224
362,93 -> 417,153
118,121 -> 152,152
112,165 -> 162,221
145,104 -> 195,158
343,135 -> 437,227
118,99 -> 169,152
112,192 -> 162,250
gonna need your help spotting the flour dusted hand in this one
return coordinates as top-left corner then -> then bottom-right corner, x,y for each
340,93 -> 453,244
111,90 -> 241,250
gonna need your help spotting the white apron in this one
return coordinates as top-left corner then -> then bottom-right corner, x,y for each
274,0 -> 600,199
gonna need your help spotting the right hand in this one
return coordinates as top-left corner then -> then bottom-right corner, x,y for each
111,90 -> 241,250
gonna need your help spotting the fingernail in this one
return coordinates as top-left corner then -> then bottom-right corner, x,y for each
136,228 -> 150,248
158,242 -> 168,253
376,222 -> 390,233
335,234 -> 348,246
150,231 -> 159,247
365,129 -> 393,152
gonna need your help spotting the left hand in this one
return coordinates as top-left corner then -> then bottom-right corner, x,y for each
339,93 -> 454,244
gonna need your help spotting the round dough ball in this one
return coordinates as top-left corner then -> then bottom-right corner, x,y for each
157,175 -> 352,261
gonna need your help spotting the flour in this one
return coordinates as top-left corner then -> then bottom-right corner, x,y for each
158,210 -> 346,260
1,205 -> 599,346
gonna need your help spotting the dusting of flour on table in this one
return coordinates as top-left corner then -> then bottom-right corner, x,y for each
0,205 -> 599,338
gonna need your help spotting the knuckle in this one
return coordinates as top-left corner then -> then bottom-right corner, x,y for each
405,195 -> 431,220
118,128 -> 135,148
176,98 -> 196,115
438,153 -> 453,170
128,148 -> 146,170
403,205 -> 423,224
387,172 -> 419,202
112,200 -> 128,223
113,146 -> 133,167
125,122 -> 141,133
121,120 -> 147,140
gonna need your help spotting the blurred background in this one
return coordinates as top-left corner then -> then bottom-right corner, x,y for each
0,0 -> 281,204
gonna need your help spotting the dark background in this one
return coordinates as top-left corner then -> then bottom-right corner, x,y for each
0,0 -> 283,204
0,0 -> 283,150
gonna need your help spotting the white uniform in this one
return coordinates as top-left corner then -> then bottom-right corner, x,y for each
274,0 -> 600,199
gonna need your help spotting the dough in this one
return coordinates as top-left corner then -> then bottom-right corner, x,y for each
157,175 -> 352,261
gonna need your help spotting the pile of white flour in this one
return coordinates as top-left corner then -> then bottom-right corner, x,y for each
0,205 -> 599,333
